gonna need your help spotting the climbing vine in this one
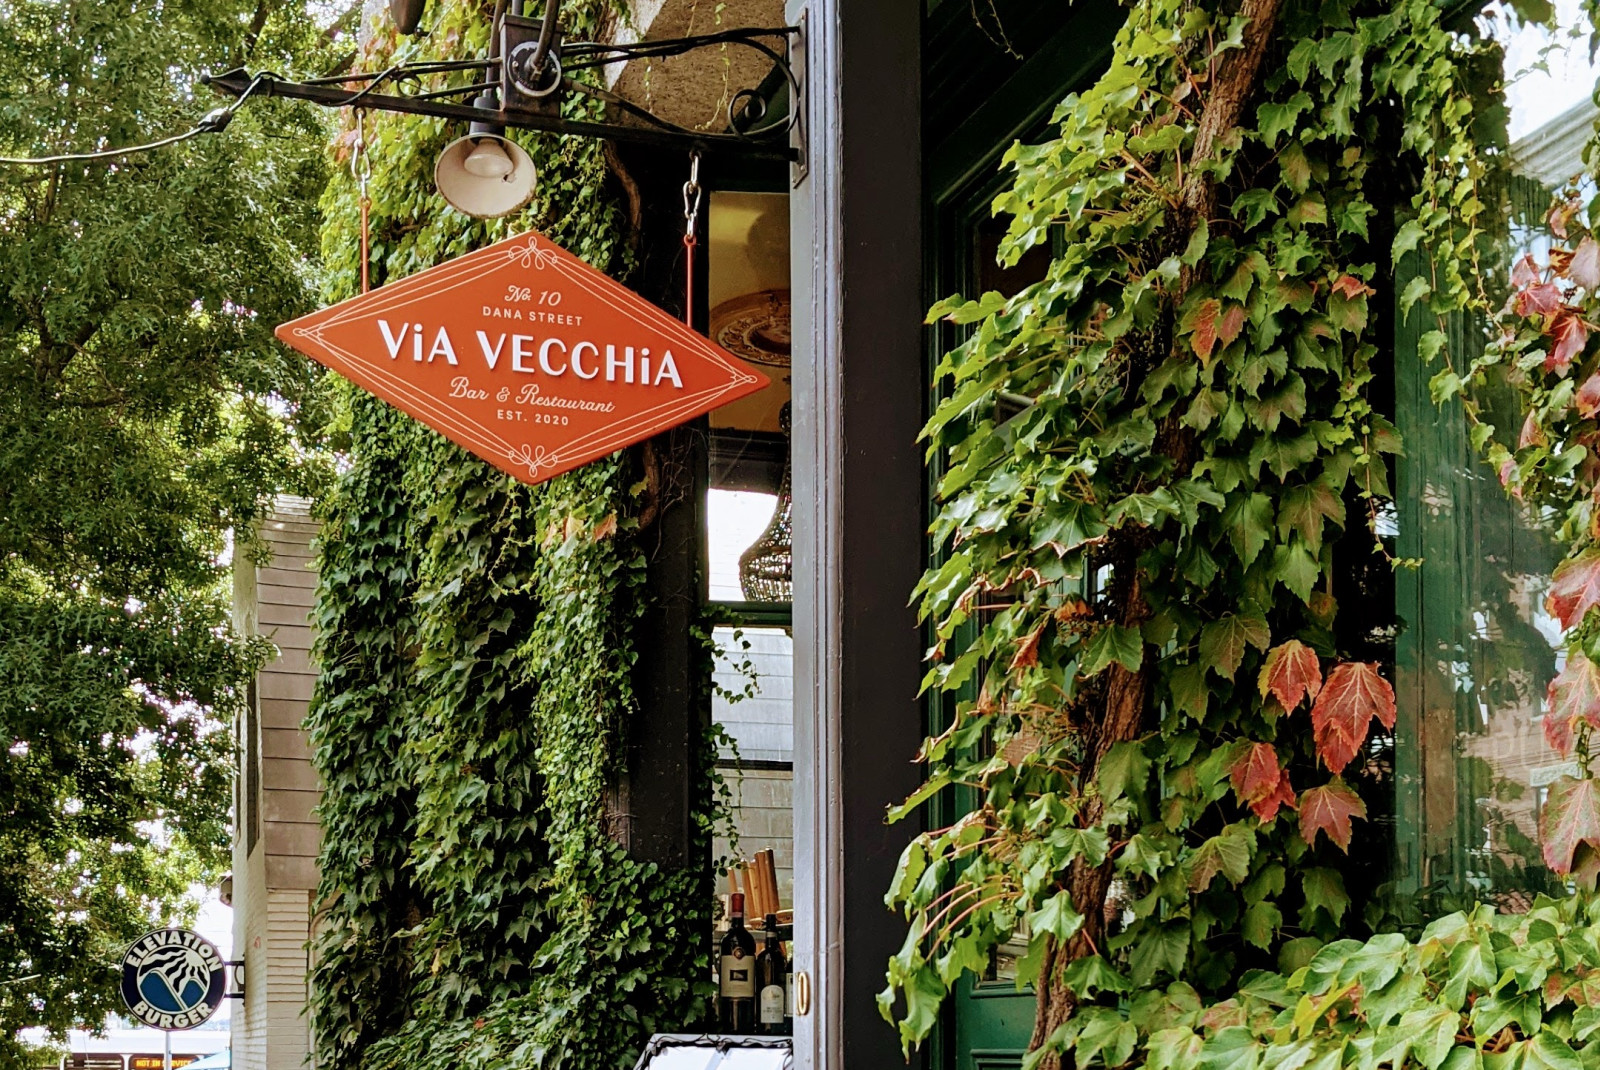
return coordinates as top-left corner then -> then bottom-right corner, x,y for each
304,3 -> 719,1068
880,0 -> 1516,1063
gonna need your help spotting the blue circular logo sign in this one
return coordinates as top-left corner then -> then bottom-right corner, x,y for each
119,929 -> 227,1030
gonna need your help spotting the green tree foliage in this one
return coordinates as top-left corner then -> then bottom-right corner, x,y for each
304,4 -> 719,1068
0,0 -> 334,1060
881,0 -> 1508,1062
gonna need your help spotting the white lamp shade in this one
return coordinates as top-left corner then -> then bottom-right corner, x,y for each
436,134 -> 536,219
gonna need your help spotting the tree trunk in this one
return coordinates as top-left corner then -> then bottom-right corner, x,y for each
1023,0 -> 1284,1063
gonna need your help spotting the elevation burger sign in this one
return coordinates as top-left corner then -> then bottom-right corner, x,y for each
277,231 -> 770,485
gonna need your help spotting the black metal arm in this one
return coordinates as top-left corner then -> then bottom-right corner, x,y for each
201,23 -> 801,161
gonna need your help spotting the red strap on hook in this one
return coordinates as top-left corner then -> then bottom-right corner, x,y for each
683,231 -> 696,327
682,151 -> 701,327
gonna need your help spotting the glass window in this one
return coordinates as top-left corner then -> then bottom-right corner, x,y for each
1392,1 -> 1598,909
704,190 -> 795,943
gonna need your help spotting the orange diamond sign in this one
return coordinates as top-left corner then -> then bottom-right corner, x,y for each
275,231 -> 770,485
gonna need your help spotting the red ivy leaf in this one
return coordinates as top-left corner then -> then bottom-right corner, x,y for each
1513,253 -> 1541,289
1499,458 -> 1523,500
1547,706 -> 1578,759
1547,549 -> 1600,631
1254,773 -> 1298,824
1551,311 -> 1590,374
1229,743 -> 1297,823
1229,743 -> 1280,801
1541,775 -> 1600,875
1517,283 -> 1563,318
1298,780 -> 1367,852
1218,304 -> 1247,347
1551,200 -> 1581,241
1571,237 -> 1600,291
1187,298 -> 1222,364
1331,274 -> 1375,299
1579,374 -> 1600,420
1258,639 -> 1322,713
1309,662 -> 1396,774
1520,410 -> 1547,449
1545,654 -> 1600,758
1009,622 -> 1046,671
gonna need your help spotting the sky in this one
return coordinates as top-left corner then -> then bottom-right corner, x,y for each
1494,0 -> 1600,140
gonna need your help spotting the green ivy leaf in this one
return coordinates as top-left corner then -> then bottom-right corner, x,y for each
1223,493 -> 1275,566
1064,955 -> 1133,998
1132,920 -> 1192,986
1242,901 -> 1283,950
1299,867 -> 1350,927
1082,623 -> 1145,676
1030,892 -> 1087,941
1199,1027 -> 1265,1070
1200,613 -> 1271,680
1189,824 -> 1256,891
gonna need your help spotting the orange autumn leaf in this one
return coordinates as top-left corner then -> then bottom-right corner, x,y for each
1551,311 -> 1590,375
1330,274 -> 1374,299
1298,780 -> 1367,851
1229,743 -> 1281,801
1308,662 -> 1396,775
1217,304 -> 1247,347
1228,742 -> 1296,823
1570,236 -> 1600,290
1513,253 -> 1540,288
1547,549 -> 1600,631
593,512 -> 619,541
1517,282 -> 1562,318
1520,410 -> 1547,449
1009,622 -> 1045,671
1258,640 -> 1322,713
1541,775 -> 1600,875
1578,373 -> 1600,419
1187,298 -> 1222,363
1544,653 -> 1600,758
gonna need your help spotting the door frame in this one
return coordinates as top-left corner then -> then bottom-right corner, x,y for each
787,2 -> 928,1069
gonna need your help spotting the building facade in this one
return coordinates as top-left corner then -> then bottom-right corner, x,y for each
229,501 -> 322,1070
221,1 -> 1600,1068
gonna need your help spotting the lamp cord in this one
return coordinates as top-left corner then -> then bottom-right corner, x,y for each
0,75 -> 269,166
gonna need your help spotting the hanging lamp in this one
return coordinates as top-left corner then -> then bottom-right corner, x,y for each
738,403 -> 793,603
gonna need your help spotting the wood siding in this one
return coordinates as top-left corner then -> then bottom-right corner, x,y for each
231,499 -> 321,1070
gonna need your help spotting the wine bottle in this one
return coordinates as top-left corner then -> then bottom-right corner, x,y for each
784,961 -> 794,1034
719,893 -> 757,1033
755,913 -> 788,1035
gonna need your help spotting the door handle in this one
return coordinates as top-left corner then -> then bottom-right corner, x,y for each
795,970 -> 811,1016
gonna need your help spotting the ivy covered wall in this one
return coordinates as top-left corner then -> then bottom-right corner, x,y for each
303,4 -> 717,1068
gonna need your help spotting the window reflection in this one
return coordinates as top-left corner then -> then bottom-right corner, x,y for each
1393,2 -> 1596,909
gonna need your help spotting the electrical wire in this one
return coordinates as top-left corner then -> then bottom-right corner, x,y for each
0,126 -> 211,165
0,74 -> 268,167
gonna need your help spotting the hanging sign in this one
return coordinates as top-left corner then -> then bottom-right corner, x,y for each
276,231 -> 771,485
119,929 -> 228,1030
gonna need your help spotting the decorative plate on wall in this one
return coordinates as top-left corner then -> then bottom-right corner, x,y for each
711,289 -> 791,368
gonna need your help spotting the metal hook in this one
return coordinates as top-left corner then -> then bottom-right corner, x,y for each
682,149 -> 702,242
352,111 -> 372,198
353,111 -> 373,294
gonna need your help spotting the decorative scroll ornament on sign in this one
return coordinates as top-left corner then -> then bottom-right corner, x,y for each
276,231 -> 770,485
